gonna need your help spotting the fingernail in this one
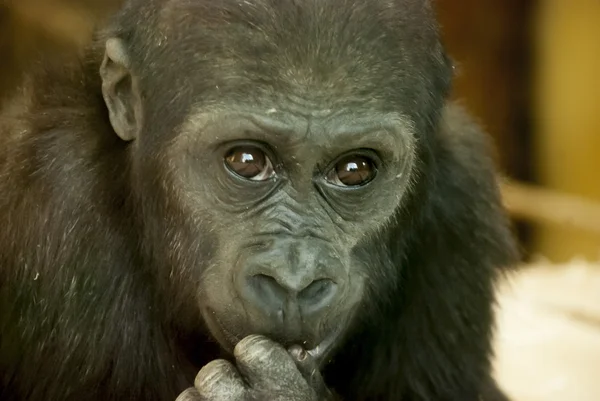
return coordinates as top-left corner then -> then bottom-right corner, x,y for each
297,348 -> 307,361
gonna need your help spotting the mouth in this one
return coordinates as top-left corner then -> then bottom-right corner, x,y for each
305,322 -> 345,368
203,308 -> 345,369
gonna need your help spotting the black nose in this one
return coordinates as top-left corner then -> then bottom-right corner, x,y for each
245,273 -> 338,316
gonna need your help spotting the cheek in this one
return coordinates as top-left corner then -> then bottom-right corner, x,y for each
338,266 -> 368,312
350,240 -> 400,309
196,237 -> 246,310
199,269 -> 240,310
197,257 -> 252,347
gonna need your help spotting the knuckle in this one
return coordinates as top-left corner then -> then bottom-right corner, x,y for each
174,388 -> 201,401
233,334 -> 274,359
194,359 -> 234,389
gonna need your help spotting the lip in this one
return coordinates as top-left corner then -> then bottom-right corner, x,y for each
203,308 -> 345,368
306,319 -> 346,368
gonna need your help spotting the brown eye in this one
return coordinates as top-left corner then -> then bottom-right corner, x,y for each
224,146 -> 275,181
327,155 -> 377,187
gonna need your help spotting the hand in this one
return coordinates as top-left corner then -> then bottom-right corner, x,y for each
175,335 -> 336,401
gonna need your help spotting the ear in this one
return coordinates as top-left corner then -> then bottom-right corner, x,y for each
100,37 -> 143,141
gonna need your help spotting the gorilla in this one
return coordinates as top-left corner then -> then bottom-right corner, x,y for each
0,0 -> 518,400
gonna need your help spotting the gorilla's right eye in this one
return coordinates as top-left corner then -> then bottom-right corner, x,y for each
224,146 -> 275,181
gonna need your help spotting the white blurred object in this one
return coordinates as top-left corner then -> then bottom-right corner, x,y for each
493,259 -> 600,401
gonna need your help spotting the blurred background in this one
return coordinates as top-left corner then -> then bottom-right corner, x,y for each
435,2 -> 600,401
1,1 -> 599,400
437,0 -> 600,263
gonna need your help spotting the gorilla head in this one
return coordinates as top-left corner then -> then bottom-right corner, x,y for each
98,0 -> 450,360
0,1 -> 517,400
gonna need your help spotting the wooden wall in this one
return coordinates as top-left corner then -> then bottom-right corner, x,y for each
532,0 -> 600,262
435,0 -> 536,251
435,0 -> 535,182
437,1 -> 600,262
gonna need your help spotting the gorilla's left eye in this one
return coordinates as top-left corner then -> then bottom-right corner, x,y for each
224,146 -> 276,181
326,154 -> 377,187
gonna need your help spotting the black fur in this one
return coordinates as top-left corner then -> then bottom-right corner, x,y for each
0,1 -> 518,400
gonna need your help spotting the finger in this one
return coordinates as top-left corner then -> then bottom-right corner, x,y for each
288,345 -> 331,397
233,334 -> 307,390
175,388 -> 201,401
194,359 -> 247,401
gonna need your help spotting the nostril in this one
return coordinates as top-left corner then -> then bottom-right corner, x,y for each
298,279 -> 337,310
299,278 -> 332,299
245,274 -> 338,315
248,274 -> 288,304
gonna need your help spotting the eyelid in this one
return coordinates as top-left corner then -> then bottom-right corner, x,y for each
323,148 -> 382,173
220,140 -> 281,167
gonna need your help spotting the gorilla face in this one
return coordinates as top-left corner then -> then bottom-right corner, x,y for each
99,0 -> 444,364
170,107 -> 417,359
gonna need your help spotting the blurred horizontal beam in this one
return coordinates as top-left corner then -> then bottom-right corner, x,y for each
502,179 -> 600,236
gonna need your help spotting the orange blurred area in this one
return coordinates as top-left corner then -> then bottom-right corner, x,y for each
437,0 -> 600,263
0,0 -> 123,96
